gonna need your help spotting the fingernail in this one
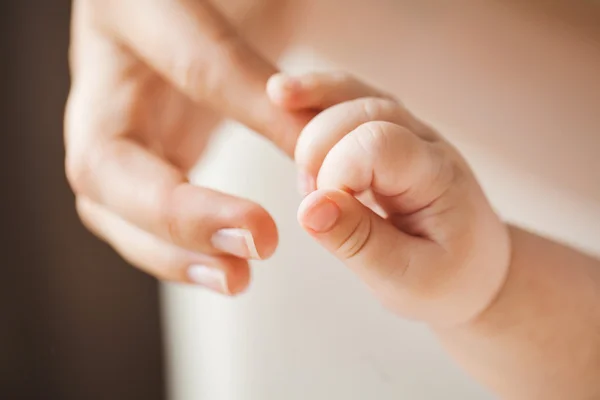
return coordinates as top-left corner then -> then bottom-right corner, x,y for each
211,228 -> 260,259
188,265 -> 228,293
302,196 -> 340,233
297,170 -> 316,196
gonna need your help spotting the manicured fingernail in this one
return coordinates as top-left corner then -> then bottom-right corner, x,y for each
302,196 -> 340,233
188,265 -> 228,293
211,228 -> 260,259
297,170 -> 316,196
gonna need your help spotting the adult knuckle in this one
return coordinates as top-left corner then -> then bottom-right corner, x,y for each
173,53 -> 211,102
154,255 -> 188,282
74,197 -> 94,231
177,25 -> 242,102
64,98 -> 82,189
177,46 -> 238,103
73,197 -> 109,244
160,186 -> 187,247
65,142 -> 106,197
209,21 -> 240,50
63,90 -> 101,196
65,153 -> 86,195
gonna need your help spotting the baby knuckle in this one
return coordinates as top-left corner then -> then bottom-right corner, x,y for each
353,121 -> 390,155
359,97 -> 397,119
337,215 -> 372,260
361,120 -> 389,139
360,97 -> 386,119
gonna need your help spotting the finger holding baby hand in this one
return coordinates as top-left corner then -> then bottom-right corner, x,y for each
267,71 -> 394,111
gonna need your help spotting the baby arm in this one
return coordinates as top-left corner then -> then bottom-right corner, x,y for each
268,72 -> 600,399
440,226 -> 600,400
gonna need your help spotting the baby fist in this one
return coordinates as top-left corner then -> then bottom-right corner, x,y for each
269,72 -> 511,326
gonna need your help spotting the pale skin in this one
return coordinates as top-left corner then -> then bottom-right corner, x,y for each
66,1 -> 600,399
268,72 -> 600,399
66,0 -> 307,293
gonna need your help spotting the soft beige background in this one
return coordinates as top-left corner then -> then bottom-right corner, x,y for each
162,1 -> 600,399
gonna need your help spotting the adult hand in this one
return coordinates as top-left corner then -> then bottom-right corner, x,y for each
65,0 -> 304,294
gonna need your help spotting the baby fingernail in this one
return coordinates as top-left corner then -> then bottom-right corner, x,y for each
297,170 -> 316,197
302,196 -> 340,233
211,228 -> 260,259
188,265 -> 229,293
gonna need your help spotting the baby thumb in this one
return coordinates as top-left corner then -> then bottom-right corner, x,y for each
298,189 -> 422,301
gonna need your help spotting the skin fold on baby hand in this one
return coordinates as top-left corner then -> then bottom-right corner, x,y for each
267,72 -> 511,326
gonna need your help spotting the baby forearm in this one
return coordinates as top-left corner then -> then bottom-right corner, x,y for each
436,226 -> 600,399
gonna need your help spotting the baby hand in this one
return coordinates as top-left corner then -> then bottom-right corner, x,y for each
268,72 -> 511,326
